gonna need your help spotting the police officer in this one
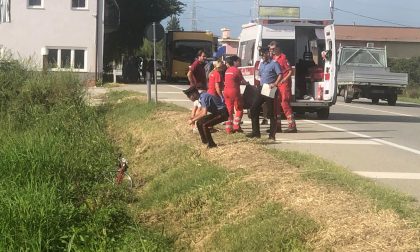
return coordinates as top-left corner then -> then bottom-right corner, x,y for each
246,47 -> 282,140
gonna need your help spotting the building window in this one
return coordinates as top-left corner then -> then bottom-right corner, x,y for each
74,50 -> 85,69
47,49 -> 58,68
72,0 -> 87,9
61,49 -> 71,68
28,0 -> 43,8
47,48 -> 87,71
0,0 -> 11,23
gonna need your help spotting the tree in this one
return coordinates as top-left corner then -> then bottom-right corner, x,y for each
104,0 -> 184,64
166,15 -> 183,31
137,38 -> 164,60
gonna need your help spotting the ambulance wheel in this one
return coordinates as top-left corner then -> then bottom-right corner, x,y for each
371,98 -> 379,104
317,108 -> 330,120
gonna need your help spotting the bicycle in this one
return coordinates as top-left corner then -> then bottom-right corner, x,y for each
105,155 -> 133,189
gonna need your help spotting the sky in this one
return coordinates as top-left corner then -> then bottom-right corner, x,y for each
165,0 -> 420,38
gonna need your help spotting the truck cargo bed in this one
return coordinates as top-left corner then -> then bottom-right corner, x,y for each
337,67 -> 408,87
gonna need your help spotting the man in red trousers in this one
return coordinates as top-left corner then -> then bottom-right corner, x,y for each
269,41 -> 297,133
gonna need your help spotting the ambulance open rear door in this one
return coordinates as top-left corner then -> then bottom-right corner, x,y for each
323,24 -> 337,105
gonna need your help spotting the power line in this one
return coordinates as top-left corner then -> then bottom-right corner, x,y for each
334,7 -> 411,27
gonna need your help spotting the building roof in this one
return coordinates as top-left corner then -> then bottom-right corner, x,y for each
335,25 -> 420,43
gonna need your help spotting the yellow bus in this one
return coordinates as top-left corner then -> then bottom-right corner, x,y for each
164,31 -> 214,82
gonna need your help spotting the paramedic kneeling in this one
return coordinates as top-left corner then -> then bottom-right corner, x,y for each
184,86 -> 228,148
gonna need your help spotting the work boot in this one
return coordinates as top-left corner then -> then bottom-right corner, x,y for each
246,132 -> 261,138
268,134 -> 276,141
284,126 -> 297,133
207,142 -> 217,148
285,115 -> 297,133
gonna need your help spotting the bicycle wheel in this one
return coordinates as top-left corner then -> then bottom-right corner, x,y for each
111,171 -> 133,188
105,170 -> 133,189
119,172 -> 133,189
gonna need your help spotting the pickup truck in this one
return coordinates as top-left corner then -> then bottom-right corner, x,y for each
337,46 -> 408,105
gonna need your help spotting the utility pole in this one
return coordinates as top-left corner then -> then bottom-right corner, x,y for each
253,0 -> 261,20
192,0 -> 197,31
330,0 -> 335,21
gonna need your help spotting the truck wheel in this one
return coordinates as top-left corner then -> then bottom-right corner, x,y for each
344,89 -> 352,103
317,108 -> 330,120
387,94 -> 397,106
371,98 -> 379,104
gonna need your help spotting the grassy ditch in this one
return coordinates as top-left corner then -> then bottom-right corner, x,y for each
4,59 -> 418,251
105,91 -> 320,251
208,202 -> 318,251
269,150 -> 420,224
105,90 -> 420,250
0,60 -> 167,251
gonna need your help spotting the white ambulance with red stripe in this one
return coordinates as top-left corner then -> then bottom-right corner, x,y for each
238,6 -> 337,119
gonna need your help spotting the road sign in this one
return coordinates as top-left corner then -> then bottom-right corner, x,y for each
145,23 -> 164,42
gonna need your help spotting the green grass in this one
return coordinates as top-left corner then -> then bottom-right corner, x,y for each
5,62 -> 418,251
207,203 -> 318,252
269,149 -> 420,224
140,153 -> 229,208
0,60 -> 169,251
399,96 -> 420,104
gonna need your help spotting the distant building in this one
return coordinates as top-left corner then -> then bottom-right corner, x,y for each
335,25 -> 420,59
0,0 -> 119,82
216,28 -> 239,59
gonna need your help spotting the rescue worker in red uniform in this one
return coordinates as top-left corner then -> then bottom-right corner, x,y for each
207,60 -> 224,98
224,56 -> 247,133
269,41 -> 297,133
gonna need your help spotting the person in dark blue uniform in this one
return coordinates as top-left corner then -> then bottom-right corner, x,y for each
247,47 -> 282,140
183,86 -> 228,148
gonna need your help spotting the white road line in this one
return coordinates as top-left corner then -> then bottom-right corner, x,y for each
276,139 -> 380,145
168,85 -> 185,90
338,103 -> 414,117
305,119 -> 420,155
355,171 -> 420,180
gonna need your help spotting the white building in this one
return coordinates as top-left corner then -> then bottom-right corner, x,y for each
0,0 -> 119,82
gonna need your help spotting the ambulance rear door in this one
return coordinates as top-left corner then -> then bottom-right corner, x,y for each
323,24 -> 337,104
238,23 -> 262,86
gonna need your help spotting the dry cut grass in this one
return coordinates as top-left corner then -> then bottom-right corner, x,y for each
105,92 -> 420,251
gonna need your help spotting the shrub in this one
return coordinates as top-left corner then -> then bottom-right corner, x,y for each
404,85 -> 420,98
388,57 -> 420,86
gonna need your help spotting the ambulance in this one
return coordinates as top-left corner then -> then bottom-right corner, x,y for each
238,6 -> 337,119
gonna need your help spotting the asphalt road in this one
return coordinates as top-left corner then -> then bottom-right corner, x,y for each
111,82 -> 420,201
